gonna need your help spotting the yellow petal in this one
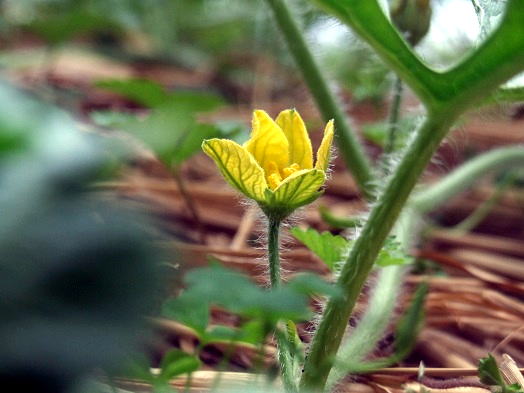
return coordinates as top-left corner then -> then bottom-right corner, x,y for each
244,110 -> 289,177
315,120 -> 334,171
273,169 -> 325,208
202,139 -> 267,202
275,109 -> 313,169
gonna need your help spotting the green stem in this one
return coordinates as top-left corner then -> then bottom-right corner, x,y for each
384,76 -> 404,159
268,218 -> 282,288
411,146 -> 524,213
267,218 -> 298,392
300,111 -> 455,392
264,0 -> 376,200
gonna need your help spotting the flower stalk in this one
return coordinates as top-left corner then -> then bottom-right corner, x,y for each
267,217 -> 282,288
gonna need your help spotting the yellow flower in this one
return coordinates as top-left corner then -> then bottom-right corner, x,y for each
202,109 -> 334,218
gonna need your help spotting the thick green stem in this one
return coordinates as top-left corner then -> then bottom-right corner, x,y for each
300,111 -> 455,392
411,146 -> 524,213
264,0 -> 376,200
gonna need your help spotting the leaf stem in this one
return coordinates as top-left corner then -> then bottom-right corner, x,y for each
264,0 -> 376,200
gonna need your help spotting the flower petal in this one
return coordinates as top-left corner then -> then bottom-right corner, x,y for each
275,109 -> 313,169
202,138 -> 267,202
315,120 -> 334,171
244,110 -> 289,176
273,169 -> 325,208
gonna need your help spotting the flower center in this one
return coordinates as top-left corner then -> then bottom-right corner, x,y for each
267,162 -> 300,190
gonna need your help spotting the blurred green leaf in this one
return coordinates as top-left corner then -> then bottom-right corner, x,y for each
96,79 -> 170,108
286,273 -> 341,298
96,78 -> 224,112
27,11 -> 114,44
291,227 -> 349,271
162,293 -> 209,336
158,350 -> 201,381
171,123 -> 221,166
94,79 -> 226,167
162,263 -> 326,344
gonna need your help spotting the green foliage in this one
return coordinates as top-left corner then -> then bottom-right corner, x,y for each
478,354 -> 523,393
479,354 -> 506,386
375,237 -> 413,267
291,227 -> 349,270
292,227 -> 411,270
26,10 -> 116,44
311,0 -> 524,111
0,82 -> 162,393
162,263 -> 337,345
94,78 -> 238,168
158,350 -> 201,382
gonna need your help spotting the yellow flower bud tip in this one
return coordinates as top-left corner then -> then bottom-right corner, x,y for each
201,109 -> 335,217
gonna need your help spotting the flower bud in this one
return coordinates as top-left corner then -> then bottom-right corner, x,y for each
390,0 -> 432,46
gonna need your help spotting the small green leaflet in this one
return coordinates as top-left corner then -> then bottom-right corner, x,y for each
375,237 -> 413,267
291,227 -> 349,271
292,227 -> 411,270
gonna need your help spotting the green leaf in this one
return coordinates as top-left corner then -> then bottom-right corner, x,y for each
162,293 -> 209,336
27,11 -> 113,44
286,273 -> 341,298
311,0 -> 524,112
291,227 -> 349,270
158,350 -> 201,381
238,320 -> 268,345
96,79 -> 170,108
164,91 -> 224,113
375,237 -> 412,267
97,79 -> 224,112
479,354 -> 505,387
172,123 -> 221,166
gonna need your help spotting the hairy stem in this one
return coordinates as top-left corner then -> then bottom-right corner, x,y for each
268,218 -> 282,288
300,111 -> 455,391
267,218 -> 298,392
264,0 -> 376,200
